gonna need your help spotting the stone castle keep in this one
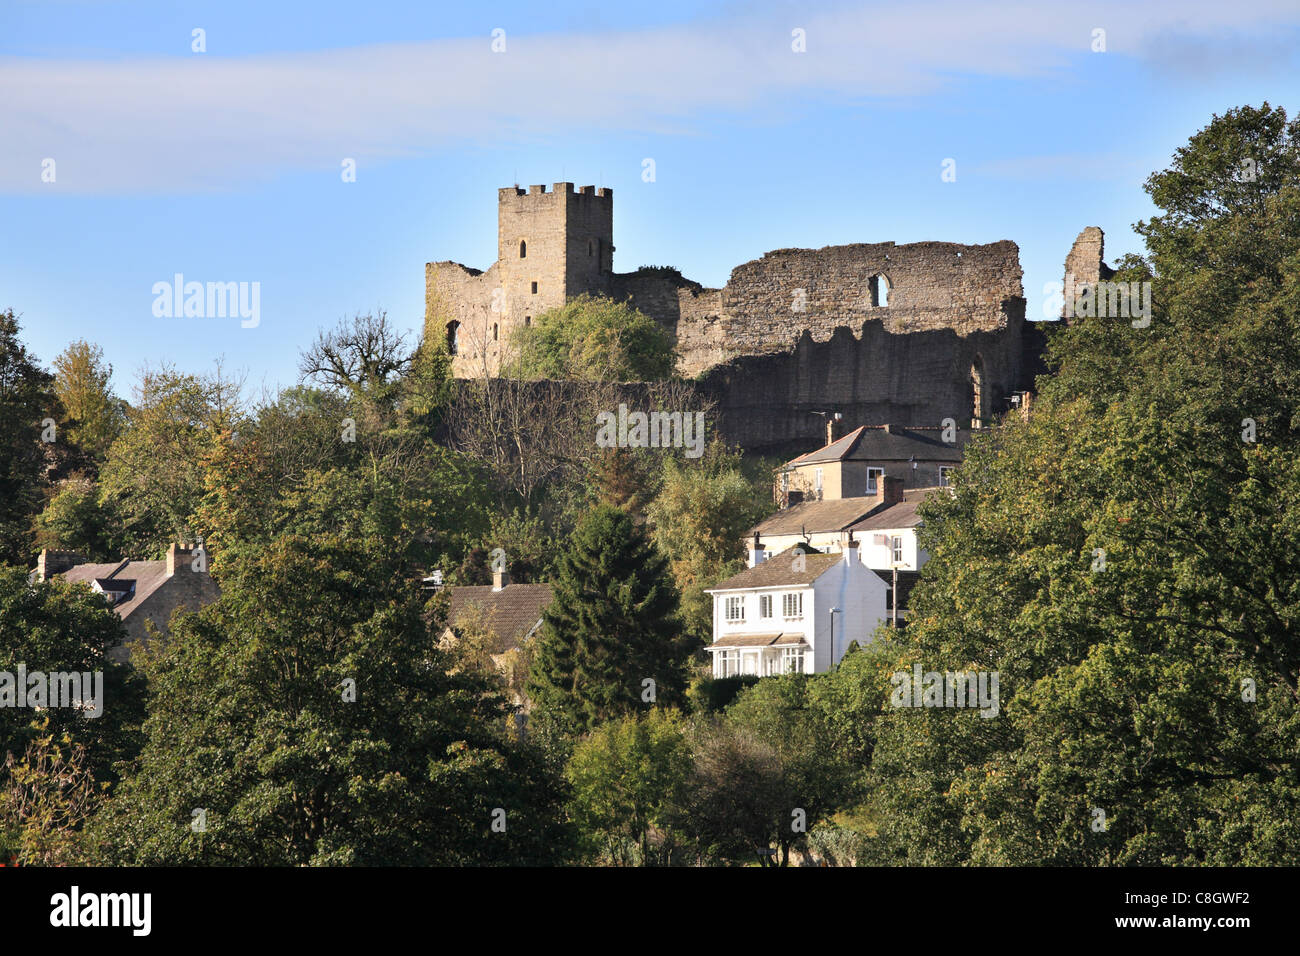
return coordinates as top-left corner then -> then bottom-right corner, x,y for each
425,183 -> 1062,456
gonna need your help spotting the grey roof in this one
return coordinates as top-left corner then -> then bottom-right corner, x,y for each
750,498 -> 881,537
447,583 -> 554,652
789,425 -> 968,465
60,560 -> 170,621
707,548 -> 841,592
749,488 -> 936,537
849,488 -> 935,531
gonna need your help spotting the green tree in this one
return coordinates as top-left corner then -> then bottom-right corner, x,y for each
565,709 -> 692,865
0,566 -> 145,786
32,475 -> 124,560
647,443 -> 771,640
91,535 -> 567,865
52,340 -> 126,461
508,294 -> 676,382
527,504 -> 691,733
719,673 -> 862,865
0,722 -> 103,866
0,310 -> 57,564
98,364 -> 244,557
867,105 -> 1300,865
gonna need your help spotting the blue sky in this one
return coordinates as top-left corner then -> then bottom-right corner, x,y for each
3,0 -> 1299,398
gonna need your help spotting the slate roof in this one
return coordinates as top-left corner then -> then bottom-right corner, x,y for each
789,425 -> 968,466
59,560 -> 171,621
706,548 -> 841,592
749,488 -> 935,537
849,489 -> 934,531
447,583 -> 554,651
749,498 -> 881,537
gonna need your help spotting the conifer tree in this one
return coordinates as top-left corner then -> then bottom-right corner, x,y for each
527,504 -> 691,734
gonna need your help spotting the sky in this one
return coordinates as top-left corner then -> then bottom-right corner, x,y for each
3,0 -> 1299,398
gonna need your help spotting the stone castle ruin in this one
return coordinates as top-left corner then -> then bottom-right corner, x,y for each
426,183 -> 1076,456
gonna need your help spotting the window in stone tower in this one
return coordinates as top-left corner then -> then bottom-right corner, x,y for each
870,274 -> 890,307
524,316 -> 531,327
446,321 -> 459,356
588,240 -> 594,257
519,240 -> 526,258
531,281 -> 538,294
493,323 -> 499,342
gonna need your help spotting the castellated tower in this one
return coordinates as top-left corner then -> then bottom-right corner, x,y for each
426,183 -> 613,376
425,180 -> 1056,457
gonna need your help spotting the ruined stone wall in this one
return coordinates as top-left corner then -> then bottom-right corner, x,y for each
614,240 -> 1024,379
694,314 -> 1033,457
426,184 -> 1053,455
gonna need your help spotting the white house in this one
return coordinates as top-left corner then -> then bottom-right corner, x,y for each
704,542 -> 889,677
742,477 -> 936,625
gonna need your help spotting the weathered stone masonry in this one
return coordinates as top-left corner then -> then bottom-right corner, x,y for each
426,183 -> 1054,455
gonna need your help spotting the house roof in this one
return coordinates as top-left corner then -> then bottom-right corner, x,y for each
749,488 -> 936,538
59,560 -> 171,621
849,488 -> 936,532
749,498 -> 881,537
788,425 -> 968,466
447,583 -> 554,652
709,633 -> 810,650
706,548 -> 841,593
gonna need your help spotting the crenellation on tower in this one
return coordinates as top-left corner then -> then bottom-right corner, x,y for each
426,183 -> 1056,448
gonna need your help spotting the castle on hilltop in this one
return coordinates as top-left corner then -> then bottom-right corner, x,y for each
425,183 -> 1094,456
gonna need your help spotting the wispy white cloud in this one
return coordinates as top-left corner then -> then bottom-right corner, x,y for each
3,0 -> 1297,193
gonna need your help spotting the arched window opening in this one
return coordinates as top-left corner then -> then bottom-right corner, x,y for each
492,322 -> 499,342
869,274 -> 890,307
519,240 -> 527,258
446,321 -> 460,356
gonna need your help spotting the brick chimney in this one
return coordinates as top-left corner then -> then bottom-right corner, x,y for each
749,533 -> 767,568
166,543 -> 193,575
843,532 -> 858,565
875,475 -> 905,508
492,565 -> 510,592
36,549 -> 84,582
826,413 -> 844,446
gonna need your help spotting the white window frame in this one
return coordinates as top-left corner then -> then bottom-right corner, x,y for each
725,595 -> 745,622
716,649 -> 740,677
891,535 -> 904,565
782,591 -> 803,621
782,646 -> 805,674
867,467 -> 885,495
939,465 -> 954,487
759,594 -> 773,619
